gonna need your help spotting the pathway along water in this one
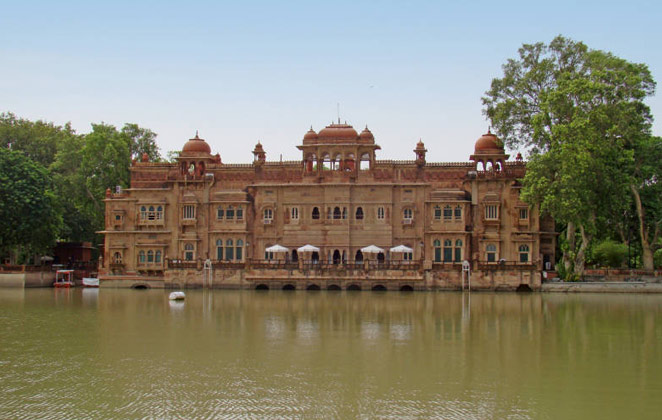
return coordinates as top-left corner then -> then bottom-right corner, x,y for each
1,289 -> 661,419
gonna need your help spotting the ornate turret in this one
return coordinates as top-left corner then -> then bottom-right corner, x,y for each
414,139 -> 427,167
252,141 -> 266,166
178,131 -> 215,178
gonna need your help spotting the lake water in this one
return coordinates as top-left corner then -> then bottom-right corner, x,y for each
1,289 -> 661,419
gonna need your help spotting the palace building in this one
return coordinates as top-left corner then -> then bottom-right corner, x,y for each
99,121 -> 556,291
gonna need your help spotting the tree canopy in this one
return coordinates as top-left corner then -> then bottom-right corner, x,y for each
483,35 -> 658,274
0,113 -> 161,261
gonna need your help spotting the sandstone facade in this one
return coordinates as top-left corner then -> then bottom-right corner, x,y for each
99,122 -> 556,291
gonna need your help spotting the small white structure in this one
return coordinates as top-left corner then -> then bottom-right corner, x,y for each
389,245 -> 413,253
361,245 -> 384,254
169,291 -> 186,301
265,244 -> 289,253
462,260 -> 471,291
297,244 -> 320,253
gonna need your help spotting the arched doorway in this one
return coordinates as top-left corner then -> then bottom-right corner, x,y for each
333,250 -> 341,265
327,284 -> 341,291
347,284 -> 361,291
311,251 -> 319,263
282,284 -> 296,291
399,285 -> 414,292
377,252 -> 385,263
306,284 -> 321,291
132,284 -> 149,290
291,250 -> 298,263
355,250 -> 363,264
256,284 -> 269,290
371,284 -> 387,291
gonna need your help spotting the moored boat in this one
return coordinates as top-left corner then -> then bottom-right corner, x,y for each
169,291 -> 186,300
82,276 -> 99,287
54,270 -> 75,288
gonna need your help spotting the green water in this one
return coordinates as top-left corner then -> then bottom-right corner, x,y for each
1,289 -> 661,419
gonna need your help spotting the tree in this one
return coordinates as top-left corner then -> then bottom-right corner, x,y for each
121,123 -> 160,161
78,123 -> 131,230
630,135 -> 662,269
483,36 -> 655,277
0,148 -> 62,259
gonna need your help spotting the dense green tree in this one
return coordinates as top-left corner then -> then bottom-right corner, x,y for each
0,148 -> 62,258
121,123 -> 160,161
78,123 -> 132,229
483,35 -> 655,277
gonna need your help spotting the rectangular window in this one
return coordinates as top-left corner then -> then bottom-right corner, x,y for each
454,248 -> 462,262
434,248 -> 442,262
217,207 -> 224,219
183,205 -> 196,220
519,208 -> 528,220
443,206 -> 452,221
291,207 -> 299,220
454,206 -> 462,220
226,247 -> 234,261
377,207 -> 385,220
236,207 -> 243,220
434,207 -> 441,220
485,205 -> 498,220
443,248 -> 453,262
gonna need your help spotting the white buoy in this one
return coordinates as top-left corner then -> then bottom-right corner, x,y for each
169,291 -> 186,300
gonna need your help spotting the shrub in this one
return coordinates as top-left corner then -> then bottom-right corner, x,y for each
592,240 -> 627,268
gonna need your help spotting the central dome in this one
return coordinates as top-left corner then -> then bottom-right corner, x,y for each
317,123 -> 359,142
182,132 -> 211,154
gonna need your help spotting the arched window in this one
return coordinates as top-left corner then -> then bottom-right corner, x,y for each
148,206 -> 155,220
226,205 -> 235,220
486,244 -> 497,263
312,207 -> 320,220
216,239 -> 223,260
333,207 -> 341,219
155,251 -> 162,263
454,240 -> 463,262
434,206 -> 441,220
140,206 -> 147,220
433,240 -> 441,262
139,250 -> 146,264
226,239 -> 234,261
403,208 -> 413,220
355,207 -> 364,220
236,206 -> 243,220
443,205 -> 452,221
454,205 -> 462,220
217,206 -> 224,220
519,244 -> 530,263
359,153 -> 371,170
443,239 -> 453,262
236,239 -> 244,261
263,208 -> 273,221
333,153 -> 342,170
184,244 -> 194,261
147,250 -> 154,263
113,252 -> 122,264
322,153 -> 331,170
377,207 -> 385,220
291,207 -> 299,220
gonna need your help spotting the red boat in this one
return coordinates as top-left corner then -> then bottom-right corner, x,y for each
54,270 -> 75,288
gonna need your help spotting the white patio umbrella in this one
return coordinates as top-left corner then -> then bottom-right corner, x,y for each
361,245 -> 384,254
265,244 -> 289,253
389,245 -> 413,253
297,244 -> 320,253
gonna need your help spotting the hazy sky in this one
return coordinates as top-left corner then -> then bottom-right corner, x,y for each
2,0 -> 660,163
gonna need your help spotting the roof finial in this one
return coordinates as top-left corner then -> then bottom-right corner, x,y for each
488,126 -> 491,134
337,102 -> 340,124
195,129 -> 199,138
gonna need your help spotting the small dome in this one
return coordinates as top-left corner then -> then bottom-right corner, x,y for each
182,132 -> 211,154
359,126 -> 374,141
415,139 -> 426,150
318,122 -> 359,142
474,130 -> 502,153
303,127 -> 318,143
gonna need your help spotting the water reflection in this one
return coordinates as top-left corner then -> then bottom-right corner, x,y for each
0,289 -> 661,419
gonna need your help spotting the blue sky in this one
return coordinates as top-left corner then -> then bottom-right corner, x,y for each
1,0 -> 660,163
